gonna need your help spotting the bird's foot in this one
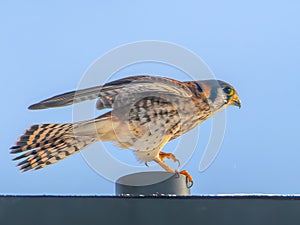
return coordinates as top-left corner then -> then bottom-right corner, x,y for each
159,152 -> 180,167
176,169 -> 193,188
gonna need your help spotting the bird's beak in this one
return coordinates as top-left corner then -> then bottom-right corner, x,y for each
230,94 -> 241,108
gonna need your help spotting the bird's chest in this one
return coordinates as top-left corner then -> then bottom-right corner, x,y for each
128,97 -> 183,138
171,98 -> 212,139
113,96 -> 208,161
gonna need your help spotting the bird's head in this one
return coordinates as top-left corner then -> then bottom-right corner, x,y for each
196,79 -> 241,112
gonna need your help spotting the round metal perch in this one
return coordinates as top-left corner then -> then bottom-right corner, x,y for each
115,171 -> 191,196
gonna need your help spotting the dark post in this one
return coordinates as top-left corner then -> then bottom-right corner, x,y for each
115,171 -> 191,196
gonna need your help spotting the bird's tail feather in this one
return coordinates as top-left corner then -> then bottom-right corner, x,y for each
10,121 -> 98,172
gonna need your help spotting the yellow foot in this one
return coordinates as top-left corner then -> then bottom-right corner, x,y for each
159,152 -> 180,167
178,169 -> 193,188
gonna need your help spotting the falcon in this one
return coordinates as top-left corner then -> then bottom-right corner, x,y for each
10,75 -> 241,186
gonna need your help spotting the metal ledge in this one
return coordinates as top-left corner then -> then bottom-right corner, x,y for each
1,195 -> 300,225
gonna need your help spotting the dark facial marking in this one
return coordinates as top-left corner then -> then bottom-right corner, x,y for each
209,86 -> 218,102
195,83 -> 203,92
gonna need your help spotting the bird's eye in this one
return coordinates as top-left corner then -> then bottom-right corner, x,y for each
224,87 -> 234,96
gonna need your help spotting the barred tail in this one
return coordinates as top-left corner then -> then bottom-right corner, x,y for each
10,121 -> 97,172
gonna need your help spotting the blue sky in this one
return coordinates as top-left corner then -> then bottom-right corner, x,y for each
1,1 -> 300,195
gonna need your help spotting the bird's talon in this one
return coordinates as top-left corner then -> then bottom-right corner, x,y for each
145,162 -> 149,167
178,170 -> 193,188
159,152 -> 180,166
186,178 -> 193,188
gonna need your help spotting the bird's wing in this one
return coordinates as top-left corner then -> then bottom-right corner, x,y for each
28,75 -> 193,110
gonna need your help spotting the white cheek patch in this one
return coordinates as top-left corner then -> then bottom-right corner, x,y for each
208,88 -> 227,112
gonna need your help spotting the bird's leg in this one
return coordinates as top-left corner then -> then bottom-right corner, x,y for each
159,151 -> 180,167
154,156 -> 175,173
154,156 -> 193,188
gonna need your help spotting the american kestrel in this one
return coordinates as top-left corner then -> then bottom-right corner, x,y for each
10,75 -> 241,186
